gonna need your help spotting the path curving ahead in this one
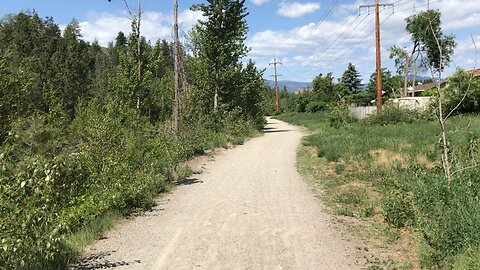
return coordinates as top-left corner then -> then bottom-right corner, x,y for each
74,118 -> 364,270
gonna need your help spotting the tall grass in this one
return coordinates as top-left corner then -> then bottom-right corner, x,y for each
276,112 -> 480,269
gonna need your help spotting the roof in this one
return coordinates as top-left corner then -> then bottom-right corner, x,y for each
467,69 -> 480,76
407,82 -> 446,93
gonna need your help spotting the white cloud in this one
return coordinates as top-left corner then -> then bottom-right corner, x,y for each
75,9 -> 203,46
277,2 -> 321,18
251,0 -> 270,5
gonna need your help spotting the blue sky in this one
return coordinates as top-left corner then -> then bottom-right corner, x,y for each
1,0 -> 479,84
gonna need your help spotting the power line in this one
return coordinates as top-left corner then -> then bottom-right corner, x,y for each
291,13 -> 374,78
295,5 -> 396,82
288,13 -> 370,77
298,15 -> 377,80
290,0 -> 340,53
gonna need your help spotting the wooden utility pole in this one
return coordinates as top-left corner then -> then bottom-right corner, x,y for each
360,1 -> 393,112
269,58 -> 282,113
173,0 -> 180,135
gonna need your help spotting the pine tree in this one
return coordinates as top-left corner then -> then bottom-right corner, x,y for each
340,63 -> 361,95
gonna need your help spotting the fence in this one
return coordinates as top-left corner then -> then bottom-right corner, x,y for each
350,105 -> 376,119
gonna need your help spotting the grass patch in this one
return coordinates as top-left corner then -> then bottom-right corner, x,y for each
277,112 -> 480,269
64,210 -> 123,262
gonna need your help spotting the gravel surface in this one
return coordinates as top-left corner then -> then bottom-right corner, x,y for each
73,118 -> 365,270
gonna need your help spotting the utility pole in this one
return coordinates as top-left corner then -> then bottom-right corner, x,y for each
269,58 -> 282,113
359,1 -> 393,112
173,0 -> 180,136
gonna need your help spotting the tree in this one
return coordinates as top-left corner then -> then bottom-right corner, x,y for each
190,0 -> 249,112
340,63 -> 362,95
367,68 -> 403,98
389,45 -> 413,97
445,68 -> 480,114
405,10 -> 456,73
313,72 -> 336,102
405,10 -> 456,179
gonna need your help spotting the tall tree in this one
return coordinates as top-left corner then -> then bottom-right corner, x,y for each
313,72 -> 336,102
340,63 -> 362,95
389,45 -> 412,97
190,0 -> 249,112
405,10 -> 456,73
406,10 -> 456,179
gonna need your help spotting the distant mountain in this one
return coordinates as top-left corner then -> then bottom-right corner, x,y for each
265,80 -> 312,92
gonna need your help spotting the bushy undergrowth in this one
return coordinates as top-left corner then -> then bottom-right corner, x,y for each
364,105 -> 434,126
276,112 -> 480,268
0,99 -> 260,269
328,103 -> 358,128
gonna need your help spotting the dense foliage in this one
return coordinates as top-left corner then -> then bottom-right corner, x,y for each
0,4 -> 265,268
445,68 -> 480,114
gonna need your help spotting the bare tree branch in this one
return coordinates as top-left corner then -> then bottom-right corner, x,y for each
428,18 -> 452,180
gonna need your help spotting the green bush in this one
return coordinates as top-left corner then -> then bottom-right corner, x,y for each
382,190 -> 415,228
0,156 -> 67,270
328,103 -> 357,128
444,68 -> 480,114
305,101 -> 327,113
364,105 -> 432,126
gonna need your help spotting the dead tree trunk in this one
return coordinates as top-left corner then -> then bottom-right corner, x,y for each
172,0 -> 180,135
136,0 -> 142,113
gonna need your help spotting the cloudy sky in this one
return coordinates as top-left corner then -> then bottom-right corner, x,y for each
1,0 -> 479,83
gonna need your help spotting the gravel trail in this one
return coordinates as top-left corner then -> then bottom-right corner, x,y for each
74,118 -> 364,270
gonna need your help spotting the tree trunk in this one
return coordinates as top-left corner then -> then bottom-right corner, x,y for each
214,73 -> 219,112
173,0 -> 180,135
136,0 -> 142,112
403,56 -> 410,97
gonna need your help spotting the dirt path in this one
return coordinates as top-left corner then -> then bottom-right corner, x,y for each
74,118 -> 365,270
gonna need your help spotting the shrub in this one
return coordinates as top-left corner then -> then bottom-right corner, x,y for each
328,103 -> 357,128
0,154 -> 77,269
444,68 -> 480,114
305,101 -> 327,113
382,190 -> 415,228
364,105 -> 431,126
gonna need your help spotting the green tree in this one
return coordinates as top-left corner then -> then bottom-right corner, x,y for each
445,68 -> 480,114
313,72 -> 336,102
340,63 -> 362,95
50,19 -> 96,118
367,68 -> 403,97
190,0 -> 249,112
405,10 -> 456,73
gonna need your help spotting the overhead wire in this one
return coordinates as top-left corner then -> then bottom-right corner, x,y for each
301,0 -> 438,80
290,0 -> 341,53
276,0 -> 439,81
298,6 -> 397,80
291,12 -> 375,78
288,13 -> 370,77
279,0 -> 370,71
